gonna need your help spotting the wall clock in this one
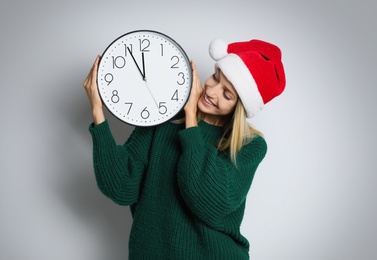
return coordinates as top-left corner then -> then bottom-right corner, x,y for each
97,30 -> 192,127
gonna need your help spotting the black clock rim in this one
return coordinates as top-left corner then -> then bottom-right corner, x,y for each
96,29 -> 193,127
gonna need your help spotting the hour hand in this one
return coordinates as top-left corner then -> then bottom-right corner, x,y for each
142,52 -> 146,81
127,47 -> 145,80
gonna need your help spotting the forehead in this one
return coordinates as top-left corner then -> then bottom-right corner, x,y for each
217,69 -> 238,95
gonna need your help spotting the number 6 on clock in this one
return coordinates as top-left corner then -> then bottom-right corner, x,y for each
97,30 -> 192,127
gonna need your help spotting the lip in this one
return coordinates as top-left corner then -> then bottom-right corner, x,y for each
201,93 -> 217,107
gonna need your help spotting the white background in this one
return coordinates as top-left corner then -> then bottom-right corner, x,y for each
1,0 -> 376,259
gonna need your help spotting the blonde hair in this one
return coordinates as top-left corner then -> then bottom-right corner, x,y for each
216,100 -> 262,165
173,99 -> 262,166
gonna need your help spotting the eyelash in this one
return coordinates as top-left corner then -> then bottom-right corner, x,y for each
224,92 -> 231,100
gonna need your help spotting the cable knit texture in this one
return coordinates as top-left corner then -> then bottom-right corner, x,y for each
89,119 -> 267,259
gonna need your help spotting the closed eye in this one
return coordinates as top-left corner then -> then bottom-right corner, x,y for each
224,90 -> 234,100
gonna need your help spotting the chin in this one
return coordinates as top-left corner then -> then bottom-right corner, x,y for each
197,102 -> 206,114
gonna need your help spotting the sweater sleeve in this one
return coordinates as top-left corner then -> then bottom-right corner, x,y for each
89,120 -> 155,206
177,126 -> 267,227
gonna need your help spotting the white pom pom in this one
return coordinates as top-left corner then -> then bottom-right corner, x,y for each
209,38 -> 228,61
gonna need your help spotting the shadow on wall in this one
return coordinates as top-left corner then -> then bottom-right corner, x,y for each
53,67 -> 136,259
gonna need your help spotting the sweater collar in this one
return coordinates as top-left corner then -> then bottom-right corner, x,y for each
198,120 -> 223,144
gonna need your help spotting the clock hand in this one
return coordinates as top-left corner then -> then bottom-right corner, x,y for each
142,52 -> 146,81
127,48 -> 155,108
127,47 -> 145,80
141,54 -> 158,108
144,81 -> 158,108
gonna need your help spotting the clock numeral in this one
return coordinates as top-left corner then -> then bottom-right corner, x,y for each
177,72 -> 185,85
171,56 -> 179,69
171,90 -> 179,101
141,107 -> 150,119
112,56 -> 126,69
160,44 -> 164,56
125,102 -> 133,115
124,44 -> 133,56
159,102 -> 167,115
139,39 -> 150,52
104,73 -> 113,86
111,90 -> 120,103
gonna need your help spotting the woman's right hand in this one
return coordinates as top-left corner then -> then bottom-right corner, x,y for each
83,55 -> 105,125
184,60 -> 203,128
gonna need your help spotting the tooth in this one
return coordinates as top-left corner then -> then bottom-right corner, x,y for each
205,95 -> 213,105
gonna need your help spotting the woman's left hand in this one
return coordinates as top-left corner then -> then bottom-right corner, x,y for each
184,60 -> 203,128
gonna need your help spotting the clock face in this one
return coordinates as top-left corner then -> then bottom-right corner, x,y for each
97,30 -> 192,127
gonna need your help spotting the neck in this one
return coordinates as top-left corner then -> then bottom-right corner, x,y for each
201,114 -> 231,127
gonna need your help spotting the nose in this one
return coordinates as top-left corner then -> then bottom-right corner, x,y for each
206,82 -> 221,96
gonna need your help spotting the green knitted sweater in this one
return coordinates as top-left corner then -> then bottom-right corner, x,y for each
89,119 -> 267,259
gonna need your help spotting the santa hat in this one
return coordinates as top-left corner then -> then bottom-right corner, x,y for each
209,38 -> 286,122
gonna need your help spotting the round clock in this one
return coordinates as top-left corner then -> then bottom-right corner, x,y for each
97,30 -> 192,127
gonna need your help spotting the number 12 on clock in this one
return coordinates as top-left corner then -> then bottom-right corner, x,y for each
97,30 -> 192,127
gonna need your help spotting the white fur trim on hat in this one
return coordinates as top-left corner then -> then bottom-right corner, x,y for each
209,39 -> 228,61
216,54 -> 264,122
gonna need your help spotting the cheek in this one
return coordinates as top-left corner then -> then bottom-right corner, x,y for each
224,101 -> 237,113
204,77 -> 216,89
217,100 -> 235,113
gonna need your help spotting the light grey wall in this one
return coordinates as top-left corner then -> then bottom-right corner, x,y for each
1,0 -> 376,259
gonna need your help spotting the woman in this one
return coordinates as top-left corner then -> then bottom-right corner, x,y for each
83,38 -> 285,259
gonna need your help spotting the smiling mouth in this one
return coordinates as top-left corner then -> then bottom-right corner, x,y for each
203,94 -> 216,107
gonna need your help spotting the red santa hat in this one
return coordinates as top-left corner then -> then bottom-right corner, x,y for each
209,38 -> 286,122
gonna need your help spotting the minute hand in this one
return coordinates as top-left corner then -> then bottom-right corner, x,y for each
142,52 -> 146,80
127,47 -> 145,80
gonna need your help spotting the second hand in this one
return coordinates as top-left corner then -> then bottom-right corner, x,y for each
144,81 -> 158,109
140,51 -> 157,108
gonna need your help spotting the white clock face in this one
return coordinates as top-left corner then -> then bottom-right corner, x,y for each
97,30 -> 192,127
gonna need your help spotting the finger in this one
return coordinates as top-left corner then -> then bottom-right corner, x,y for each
192,60 -> 198,73
83,72 -> 91,88
94,55 -> 100,70
92,57 -> 101,90
83,76 -> 88,87
90,55 -> 100,80
85,55 -> 101,88
84,56 -> 97,85
191,61 -> 198,83
192,63 -> 199,81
